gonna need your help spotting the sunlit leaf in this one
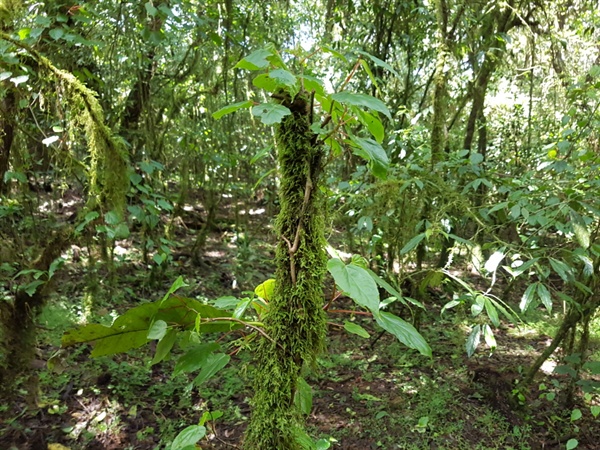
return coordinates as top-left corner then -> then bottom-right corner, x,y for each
251,103 -> 291,125
327,258 -> 379,313
484,297 -> 500,327
151,328 -> 177,365
254,278 -> 275,301
147,319 -> 167,340
519,283 -> 537,312
466,324 -> 481,357
171,425 -> 206,450
235,48 -> 273,70
482,324 -> 496,351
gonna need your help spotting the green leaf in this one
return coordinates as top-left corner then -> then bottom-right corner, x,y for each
144,1 -> 157,16
482,324 -> 496,351
357,109 -> 385,143
252,73 -> 279,93
147,319 -> 167,340
566,439 -> 578,450
316,438 -> 331,450
519,283 -> 537,312
508,258 -> 539,277
269,68 -> 297,88
375,311 -> 431,357
173,343 -> 219,376
193,353 -> 230,385
212,100 -> 253,120
62,297 -> 240,357
171,425 -> 207,450
400,233 -> 426,255
294,377 -> 313,415
466,324 -> 481,357
160,276 -> 187,304
349,136 -> 389,179
484,297 -> 500,327
343,321 -> 370,338
441,299 -> 461,316
571,408 -> 582,421
331,91 -> 391,119
570,211 -> 590,249
591,406 -> 600,418
235,48 -> 273,70
254,278 -> 275,301
151,328 -> 177,365
327,258 -> 379,313
536,283 -> 552,313
549,258 -> 573,282
356,50 -> 401,78
366,268 -> 424,308
251,103 -> 291,125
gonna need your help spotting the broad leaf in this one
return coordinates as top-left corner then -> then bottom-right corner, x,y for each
374,311 -> 431,357
147,320 -> 167,340
171,425 -> 206,450
251,103 -> 291,125
343,321 -> 370,338
62,297 -> 241,357
173,343 -> 220,376
327,258 -> 379,313
331,91 -> 391,119
193,353 -> 230,385
549,258 -> 573,282
235,48 -> 272,70
212,101 -> 253,120
366,268 -> 424,308
357,109 -> 384,143
349,137 -> 389,179
255,278 -> 275,301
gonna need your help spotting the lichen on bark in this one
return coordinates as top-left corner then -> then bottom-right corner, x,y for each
244,90 -> 327,450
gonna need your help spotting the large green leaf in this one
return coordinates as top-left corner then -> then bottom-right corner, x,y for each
349,136 -> 389,179
357,109 -> 384,143
62,297 -> 241,357
151,328 -> 178,365
374,311 -> 431,357
251,103 -> 291,125
327,258 -> 379,313
536,283 -> 553,312
331,91 -> 391,119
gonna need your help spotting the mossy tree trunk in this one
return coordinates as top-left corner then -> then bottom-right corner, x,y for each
244,91 -> 327,450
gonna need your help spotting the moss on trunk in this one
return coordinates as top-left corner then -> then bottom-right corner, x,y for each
244,91 -> 327,450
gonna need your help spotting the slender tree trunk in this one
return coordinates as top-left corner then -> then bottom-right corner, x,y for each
0,89 -> 16,194
244,91 -> 327,449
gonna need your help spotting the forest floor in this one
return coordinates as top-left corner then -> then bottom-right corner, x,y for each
1,193 -> 600,450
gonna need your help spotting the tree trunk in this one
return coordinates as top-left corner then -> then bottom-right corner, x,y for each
0,89 -> 16,194
244,91 -> 327,449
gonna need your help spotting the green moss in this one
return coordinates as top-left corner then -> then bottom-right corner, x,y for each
244,92 -> 327,450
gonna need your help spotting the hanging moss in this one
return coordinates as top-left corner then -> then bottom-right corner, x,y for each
0,33 -> 129,215
244,91 -> 327,450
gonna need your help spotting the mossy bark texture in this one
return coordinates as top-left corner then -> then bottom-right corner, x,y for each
244,91 -> 327,450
